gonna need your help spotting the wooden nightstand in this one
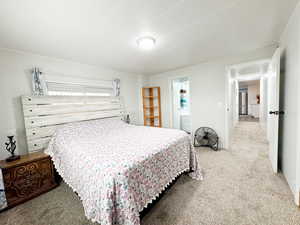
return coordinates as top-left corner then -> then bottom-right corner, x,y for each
0,152 -> 57,210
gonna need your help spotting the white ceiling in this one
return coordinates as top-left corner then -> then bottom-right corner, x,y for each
0,0 -> 298,75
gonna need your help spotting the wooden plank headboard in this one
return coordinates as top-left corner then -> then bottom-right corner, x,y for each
21,95 -> 124,153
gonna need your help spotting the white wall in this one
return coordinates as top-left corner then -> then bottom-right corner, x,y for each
0,49 -> 145,160
228,79 -> 239,148
248,82 -> 260,118
279,1 -> 300,205
248,83 -> 260,105
147,46 -> 276,148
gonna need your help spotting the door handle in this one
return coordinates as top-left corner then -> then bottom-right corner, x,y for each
269,111 -> 285,115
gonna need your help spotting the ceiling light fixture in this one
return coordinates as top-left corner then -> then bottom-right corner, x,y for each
137,36 -> 156,50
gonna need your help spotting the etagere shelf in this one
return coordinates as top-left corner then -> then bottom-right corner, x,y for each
142,87 -> 162,127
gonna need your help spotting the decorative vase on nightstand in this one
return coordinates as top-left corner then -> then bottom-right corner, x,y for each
4,136 -> 20,162
125,114 -> 130,124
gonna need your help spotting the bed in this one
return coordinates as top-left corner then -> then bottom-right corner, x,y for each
21,95 -> 202,225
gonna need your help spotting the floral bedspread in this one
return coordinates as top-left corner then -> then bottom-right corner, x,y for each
0,169 -> 7,210
45,118 -> 202,225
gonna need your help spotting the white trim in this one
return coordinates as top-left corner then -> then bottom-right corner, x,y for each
236,73 -> 265,81
228,58 -> 271,70
224,68 -> 230,149
168,75 -> 192,133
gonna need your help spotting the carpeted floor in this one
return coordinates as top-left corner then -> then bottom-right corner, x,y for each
239,115 -> 259,122
1,121 -> 300,225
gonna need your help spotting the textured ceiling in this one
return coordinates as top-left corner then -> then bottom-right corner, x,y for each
0,0 -> 298,75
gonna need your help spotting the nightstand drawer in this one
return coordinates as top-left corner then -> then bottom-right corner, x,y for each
0,152 -> 57,209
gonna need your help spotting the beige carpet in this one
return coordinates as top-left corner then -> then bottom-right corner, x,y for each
1,122 -> 300,225
239,115 -> 259,122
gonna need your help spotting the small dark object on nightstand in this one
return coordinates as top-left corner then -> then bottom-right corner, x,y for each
125,114 -> 130,124
4,136 -> 20,162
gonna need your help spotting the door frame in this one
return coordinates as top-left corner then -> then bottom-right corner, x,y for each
224,68 -> 234,149
168,75 -> 192,132
224,58 -> 271,149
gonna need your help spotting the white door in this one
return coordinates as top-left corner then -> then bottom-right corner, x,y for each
268,47 -> 281,173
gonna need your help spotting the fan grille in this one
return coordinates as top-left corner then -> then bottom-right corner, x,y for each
194,127 -> 219,151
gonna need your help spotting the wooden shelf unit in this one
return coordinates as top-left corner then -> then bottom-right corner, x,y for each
142,87 -> 162,127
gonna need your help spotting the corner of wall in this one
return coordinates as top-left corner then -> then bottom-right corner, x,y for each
294,190 -> 300,206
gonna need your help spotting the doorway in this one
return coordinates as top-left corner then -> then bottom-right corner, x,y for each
225,49 -> 281,174
171,77 -> 191,133
239,87 -> 248,116
238,80 -> 260,122
225,59 -> 270,149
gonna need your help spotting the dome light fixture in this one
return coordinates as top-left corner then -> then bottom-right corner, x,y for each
137,36 -> 156,50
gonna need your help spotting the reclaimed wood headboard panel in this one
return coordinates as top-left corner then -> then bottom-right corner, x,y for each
21,95 -> 124,153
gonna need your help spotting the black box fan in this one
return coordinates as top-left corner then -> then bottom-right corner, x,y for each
194,127 -> 219,151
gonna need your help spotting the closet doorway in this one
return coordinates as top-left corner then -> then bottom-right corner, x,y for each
239,88 -> 248,116
239,80 -> 260,122
171,77 -> 191,133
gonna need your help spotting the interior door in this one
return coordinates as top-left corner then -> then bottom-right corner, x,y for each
268,47 -> 281,173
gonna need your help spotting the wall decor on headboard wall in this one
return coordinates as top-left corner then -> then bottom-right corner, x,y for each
113,79 -> 120,96
21,95 -> 124,153
32,67 -> 47,96
31,68 -> 121,97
